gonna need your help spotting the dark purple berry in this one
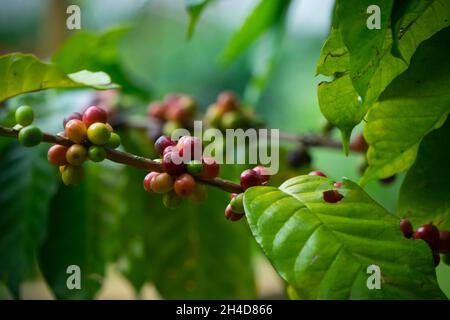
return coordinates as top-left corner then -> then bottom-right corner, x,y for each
323,190 -> 344,203
400,219 -> 414,238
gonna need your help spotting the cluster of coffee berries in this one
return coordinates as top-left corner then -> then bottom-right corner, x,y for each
143,135 -> 219,208
204,91 -> 262,130
47,106 -> 121,186
14,105 -> 43,147
400,219 -> 450,266
147,94 -> 197,139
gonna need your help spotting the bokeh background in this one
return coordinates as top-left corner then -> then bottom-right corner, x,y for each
0,0 -> 448,299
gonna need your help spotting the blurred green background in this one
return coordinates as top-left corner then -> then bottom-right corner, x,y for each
0,0 -> 448,299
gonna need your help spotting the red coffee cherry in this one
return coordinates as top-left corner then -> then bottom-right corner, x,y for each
350,133 -> 368,152
66,144 -> 87,166
240,169 -> 262,190
308,170 -> 327,177
439,230 -> 450,253
217,91 -> 238,112
155,135 -> 176,156
48,145 -> 68,166
400,218 -> 414,239
253,166 -> 270,183
162,151 -> 185,175
177,136 -> 203,160
148,101 -> 167,120
174,173 -> 196,197
414,223 -> 440,250
143,171 -> 160,193
65,119 -> 87,143
323,190 -> 344,203
333,181 -> 343,188
150,172 -> 174,194
199,157 -> 219,180
63,112 -> 83,128
224,204 -> 244,222
82,106 -> 108,127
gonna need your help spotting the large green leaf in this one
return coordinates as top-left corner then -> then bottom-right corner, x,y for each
0,53 -> 118,102
337,0 -> 394,98
244,175 -> 445,299
185,0 -> 211,39
361,27 -> 450,184
0,142 -> 58,297
220,0 -> 291,64
397,119 -> 450,230
38,162 -> 124,299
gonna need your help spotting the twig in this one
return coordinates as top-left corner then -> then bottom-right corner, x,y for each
0,125 -> 243,193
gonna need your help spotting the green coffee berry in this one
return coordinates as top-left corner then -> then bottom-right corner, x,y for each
87,122 -> 111,145
15,105 -> 34,126
88,146 -> 106,162
230,193 -> 244,214
61,165 -> 84,186
186,160 -> 203,176
18,125 -> 43,147
105,132 -> 121,149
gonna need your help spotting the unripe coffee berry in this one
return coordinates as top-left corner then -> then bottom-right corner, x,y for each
414,223 -> 440,250
87,122 -> 111,145
224,204 -> 244,222
400,218 -> 413,238
48,145 -> 68,166
105,132 -> 121,149
143,171 -> 160,192
174,173 -> 196,197
230,193 -> 244,214
240,169 -> 262,190
323,190 -> 344,203
221,111 -> 245,129
439,231 -> 450,253
18,125 -> 43,147
162,151 -> 185,176
199,157 -> 219,180
186,160 -> 203,176
66,144 -> 87,166
65,119 -> 87,143
61,165 -> 84,186
163,191 -> 182,209
63,112 -> 82,128
82,106 -> 108,127
88,146 -> 106,162
253,166 -> 270,183
154,135 -> 176,156
308,170 -> 326,177
15,105 -> 34,126
150,172 -> 174,194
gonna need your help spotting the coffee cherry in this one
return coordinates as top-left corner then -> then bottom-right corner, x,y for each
63,112 -> 83,128
87,122 -> 111,145
230,193 -> 244,214
439,230 -> 450,253
105,123 -> 114,133
59,165 -> 66,174
253,166 -> 270,183
148,101 -> 167,120
82,106 -> 108,127
204,104 -> 223,128
433,250 -> 440,266
154,135 -> 176,156
143,171 -> 160,192
166,104 -> 189,122
48,145 -> 68,166
66,144 -> 87,166
15,105 -> 34,126
65,119 -> 87,143
163,145 -> 178,156
224,204 -> 244,221
350,133 -> 368,152
88,146 -> 106,162
18,125 -> 43,147
414,223 -> 440,250
61,165 -> 84,186
400,218 -> 413,239
308,170 -> 326,177
163,191 -> 182,209
190,183 -> 207,202
240,169 -> 262,190
287,149 -> 311,168
333,181 -> 343,188
177,136 -> 203,160
176,95 -> 196,117
199,157 -> 219,180
162,151 -> 185,175
323,190 -> 344,203
151,172 -> 174,194
217,91 -> 238,112
105,132 -> 121,149
186,160 -> 203,176
230,193 -> 237,199
174,173 -> 196,197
